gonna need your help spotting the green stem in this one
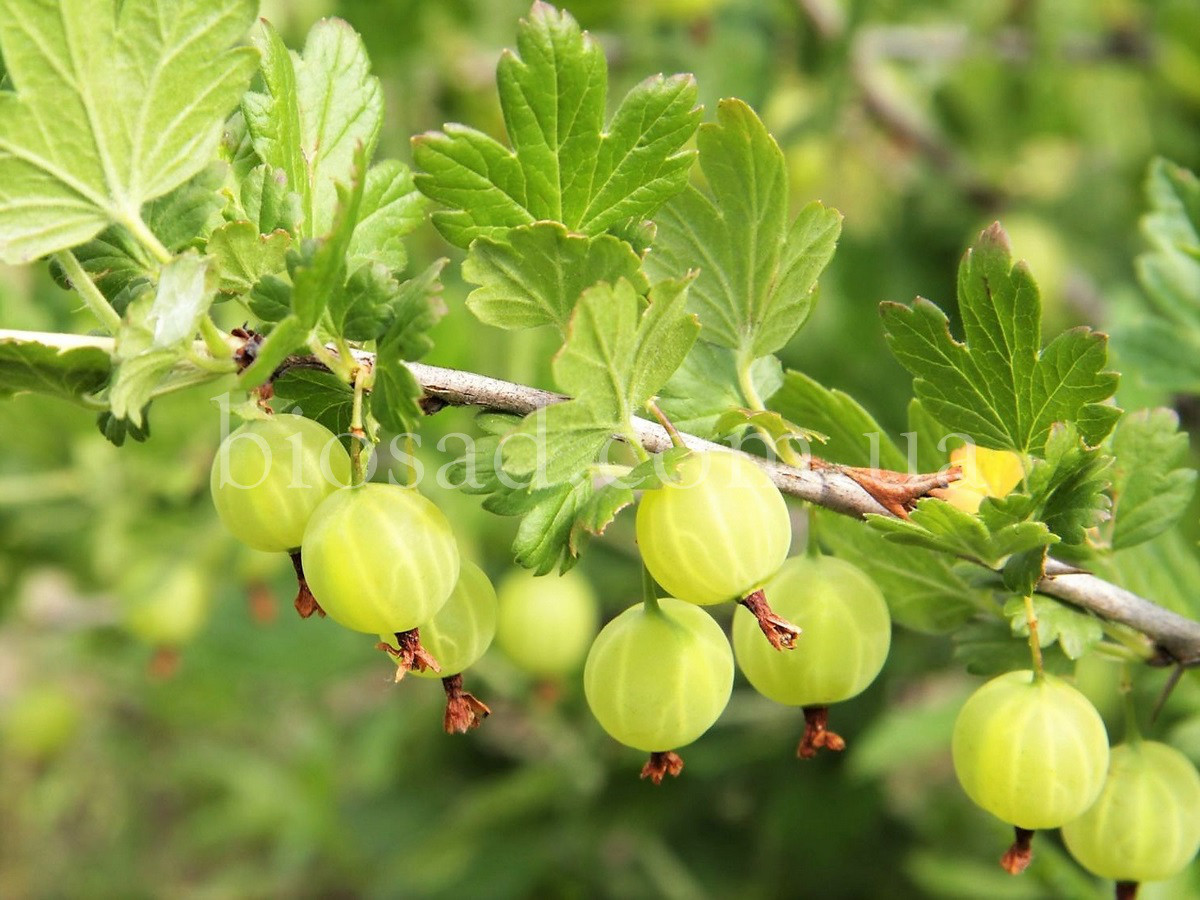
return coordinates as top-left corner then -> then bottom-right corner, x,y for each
738,358 -> 805,466
53,251 -> 121,334
646,399 -> 686,450
737,359 -> 765,411
641,565 -> 661,614
200,316 -> 232,360
1023,594 -> 1045,682
400,434 -> 418,487
349,367 -> 368,486
121,213 -> 173,265
185,347 -> 237,374
1120,665 -> 1143,745
308,338 -> 351,382
147,364 -> 230,400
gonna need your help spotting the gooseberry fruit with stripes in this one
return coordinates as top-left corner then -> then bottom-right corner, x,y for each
301,483 -> 459,634
636,452 -> 791,606
584,597 -> 733,755
210,416 -> 350,552
380,560 -> 497,677
1062,740 -> 1200,884
732,555 -> 891,707
952,670 -> 1109,830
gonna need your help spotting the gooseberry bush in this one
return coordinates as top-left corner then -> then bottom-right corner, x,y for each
3,1 -> 1200,896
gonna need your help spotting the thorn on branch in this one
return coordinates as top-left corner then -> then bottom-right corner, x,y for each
442,674 -> 491,733
1000,826 -> 1035,874
641,750 -> 685,784
377,628 -> 441,681
798,705 -> 846,758
817,459 -> 962,518
290,551 -> 324,619
740,589 -> 801,650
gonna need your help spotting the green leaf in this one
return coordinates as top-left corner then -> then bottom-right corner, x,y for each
236,164 -> 303,236
147,254 -> 217,349
241,147 -> 372,386
953,620 -> 1073,677
1003,595 -> 1103,660
450,413 -> 672,574
370,260 -> 448,434
0,334 -> 111,403
412,2 -> 700,247
713,408 -> 827,455
248,276 -> 292,325
97,409 -> 151,446
770,369 -> 906,469
108,350 -> 177,425
814,509 -> 979,634
51,163 -> 228,311
645,99 -> 842,359
329,263 -> 401,343
569,482 -> 634,556
142,162 -> 229,252
51,230 -> 152,313
207,223 -> 292,297
881,223 -> 1120,453
981,424 -> 1112,547
0,0 -> 257,263
869,497 -> 1057,567
655,342 -> 782,439
462,222 -> 648,333
109,253 -> 218,425
1114,318 -> 1200,395
348,161 -> 426,271
273,369 -> 354,439
503,277 -> 698,486
1109,408 -> 1197,550
1137,158 -> 1200,329
290,150 -> 368,329
243,18 -> 382,239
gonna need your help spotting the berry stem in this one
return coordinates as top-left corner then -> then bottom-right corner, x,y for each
1119,664 -> 1143,745
400,433 -> 419,487
441,674 -> 491,733
798,705 -> 846,758
640,750 -> 685,784
739,589 -> 801,650
290,550 -> 324,619
646,399 -> 686,450
1000,827 -> 1035,874
641,564 -> 661,613
1022,594 -> 1045,682
349,366 -> 369,486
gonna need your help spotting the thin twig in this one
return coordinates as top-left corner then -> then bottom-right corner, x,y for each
3,328 -> 1199,665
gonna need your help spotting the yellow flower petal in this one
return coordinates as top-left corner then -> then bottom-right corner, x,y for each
944,445 -> 1024,513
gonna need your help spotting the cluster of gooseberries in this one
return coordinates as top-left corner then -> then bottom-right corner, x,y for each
950,668 -> 1200,897
208,413 -> 1199,894
208,417 -> 894,766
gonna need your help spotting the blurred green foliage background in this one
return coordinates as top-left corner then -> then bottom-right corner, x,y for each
4,0 -> 1200,896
